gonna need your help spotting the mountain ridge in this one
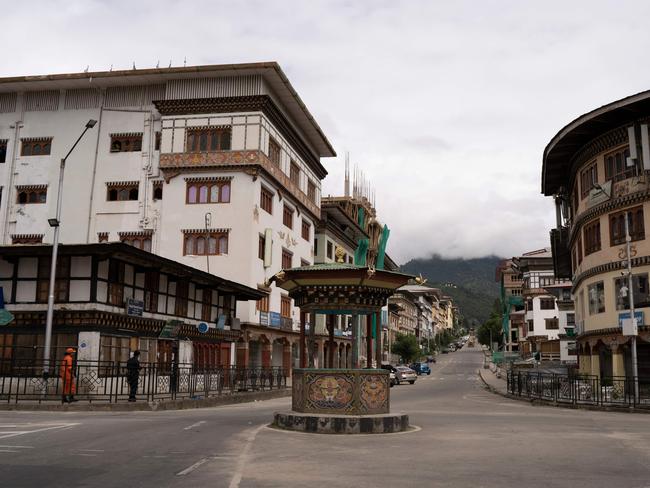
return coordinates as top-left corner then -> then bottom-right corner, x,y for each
400,254 -> 504,327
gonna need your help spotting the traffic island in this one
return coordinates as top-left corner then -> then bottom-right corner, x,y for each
272,369 -> 410,434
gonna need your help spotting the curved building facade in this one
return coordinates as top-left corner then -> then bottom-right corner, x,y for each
543,91 -> 650,378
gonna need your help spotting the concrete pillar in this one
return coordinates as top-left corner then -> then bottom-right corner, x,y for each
261,341 -> 272,368
580,351 -> 592,376
612,348 -> 625,378
178,340 -> 193,365
230,342 -> 236,367
77,332 -> 100,362
236,341 -> 249,368
591,351 -> 601,378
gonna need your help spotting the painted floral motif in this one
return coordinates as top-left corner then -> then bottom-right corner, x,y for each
359,374 -> 388,413
307,375 -> 354,410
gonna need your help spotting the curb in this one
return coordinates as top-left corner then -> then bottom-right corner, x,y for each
477,370 -> 650,415
0,388 -> 291,412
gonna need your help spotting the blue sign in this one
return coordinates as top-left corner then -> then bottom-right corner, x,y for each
260,311 -> 269,326
197,322 -> 209,333
618,311 -> 643,327
126,298 -> 144,317
269,312 -> 281,328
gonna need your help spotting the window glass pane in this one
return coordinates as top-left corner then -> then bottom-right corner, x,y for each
218,236 -> 228,254
38,192 -> 46,203
119,189 -> 128,200
33,144 -> 41,155
196,237 -> 205,255
208,237 -> 217,255
23,144 -> 31,156
43,143 -> 51,154
588,282 -> 605,314
28,192 -> 37,203
221,183 -> 230,202
210,131 -> 219,151
199,186 -> 208,203
186,133 -> 194,151
188,185 -> 197,203
143,239 -> 152,252
184,236 -> 193,255
199,133 -> 207,151
210,185 -> 219,202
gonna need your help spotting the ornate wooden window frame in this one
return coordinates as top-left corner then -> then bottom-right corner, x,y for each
119,231 -> 153,252
16,184 -> 47,204
185,126 -> 231,152
106,181 -> 139,201
185,177 -> 232,204
11,234 -> 44,244
20,137 -> 52,156
110,133 -> 142,153
182,229 -> 229,256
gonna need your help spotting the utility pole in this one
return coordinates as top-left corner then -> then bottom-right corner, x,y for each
624,212 -> 640,403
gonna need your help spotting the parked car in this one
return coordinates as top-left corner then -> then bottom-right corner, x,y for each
441,348 -> 450,354
409,362 -> 431,375
381,364 -> 398,387
394,366 -> 417,385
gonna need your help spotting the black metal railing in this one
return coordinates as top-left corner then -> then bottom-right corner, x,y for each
0,359 -> 287,404
507,370 -> 650,408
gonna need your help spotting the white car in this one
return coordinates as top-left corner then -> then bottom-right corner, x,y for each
394,366 -> 417,385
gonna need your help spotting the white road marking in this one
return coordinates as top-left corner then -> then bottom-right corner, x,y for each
74,453 -> 97,457
176,457 -> 209,476
0,423 -> 79,440
0,445 -> 33,449
228,424 -> 266,488
183,420 -> 206,431
78,449 -> 104,452
0,449 -> 19,453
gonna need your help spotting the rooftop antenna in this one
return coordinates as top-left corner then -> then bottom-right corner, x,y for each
83,65 -> 89,73
168,60 -> 172,68
184,56 -> 187,67
344,152 -> 350,197
132,62 -> 136,70
156,60 -> 160,69
109,64 -> 113,72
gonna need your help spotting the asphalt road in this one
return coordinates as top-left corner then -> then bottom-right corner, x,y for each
1,349 -> 650,487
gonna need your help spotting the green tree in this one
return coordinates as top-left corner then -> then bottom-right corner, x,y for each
391,333 -> 420,363
477,309 -> 503,349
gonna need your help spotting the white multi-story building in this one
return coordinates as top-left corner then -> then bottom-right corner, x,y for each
0,62 -> 336,370
513,248 -> 575,362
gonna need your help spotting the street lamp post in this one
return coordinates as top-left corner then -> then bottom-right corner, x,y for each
623,211 -> 640,403
42,120 -> 97,379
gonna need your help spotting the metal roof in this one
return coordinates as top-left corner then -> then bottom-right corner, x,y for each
542,89 -> 650,196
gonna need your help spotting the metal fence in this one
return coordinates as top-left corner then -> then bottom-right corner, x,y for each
507,370 -> 650,408
0,359 -> 287,404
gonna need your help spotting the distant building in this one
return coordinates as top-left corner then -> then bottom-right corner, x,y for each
512,248 -> 575,361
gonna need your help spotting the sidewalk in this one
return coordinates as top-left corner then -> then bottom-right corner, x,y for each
478,366 -> 509,397
0,388 -> 291,412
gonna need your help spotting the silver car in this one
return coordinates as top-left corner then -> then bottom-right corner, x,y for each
394,366 -> 417,385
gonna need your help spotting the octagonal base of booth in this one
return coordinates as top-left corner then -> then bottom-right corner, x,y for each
273,411 -> 410,434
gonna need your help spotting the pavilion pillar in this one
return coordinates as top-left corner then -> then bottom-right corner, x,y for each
328,315 -> 335,368
261,341 -> 272,368
308,311 -> 317,368
352,314 -> 359,368
299,310 -> 307,368
366,314 -> 373,368
375,311 -> 382,369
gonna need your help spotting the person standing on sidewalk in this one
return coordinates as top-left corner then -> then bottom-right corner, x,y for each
60,348 -> 77,403
126,350 -> 141,402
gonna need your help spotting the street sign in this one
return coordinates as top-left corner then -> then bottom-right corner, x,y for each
197,322 -> 209,333
126,298 -> 144,317
259,311 -> 269,326
619,311 -> 642,336
159,319 -> 182,339
269,312 -> 281,328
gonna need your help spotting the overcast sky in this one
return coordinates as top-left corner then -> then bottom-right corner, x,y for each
3,0 -> 650,264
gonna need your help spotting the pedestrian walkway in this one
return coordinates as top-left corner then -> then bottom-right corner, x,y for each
478,366 -> 508,396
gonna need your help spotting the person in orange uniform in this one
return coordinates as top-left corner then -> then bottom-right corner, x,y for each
60,348 -> 77,403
